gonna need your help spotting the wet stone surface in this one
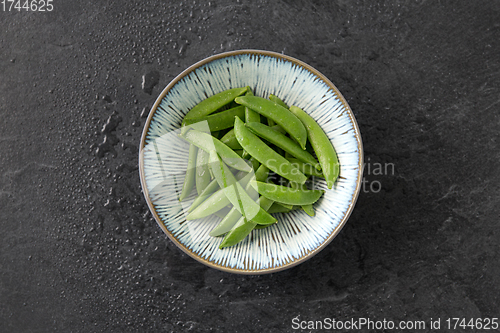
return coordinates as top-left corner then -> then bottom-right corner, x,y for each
1,1 -> 499,332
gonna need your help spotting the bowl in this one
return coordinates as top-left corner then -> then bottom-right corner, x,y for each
139,49 -> 363,274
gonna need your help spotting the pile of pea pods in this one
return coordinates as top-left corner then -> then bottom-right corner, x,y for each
178,87 -> 339,248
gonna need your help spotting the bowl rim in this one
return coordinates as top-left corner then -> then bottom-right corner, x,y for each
139,49 -> 364,274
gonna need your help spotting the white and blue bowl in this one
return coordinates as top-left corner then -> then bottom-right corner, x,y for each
139,50 -> 363,274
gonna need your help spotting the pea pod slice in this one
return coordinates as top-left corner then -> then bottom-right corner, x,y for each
289,105 -> 339,189
252,181 -> 324,205
182,87 -> 248,123
208,150 -> 276,225
219,196 -> 275,249
182,129 -> 252,173
195,149 -> 211,195
246,122 -> 321,170
234,117 -> 307,184
234,95 -> 308,149
179,144 -> 197,201
183,106 -> 245,132
210,165 -> 269,237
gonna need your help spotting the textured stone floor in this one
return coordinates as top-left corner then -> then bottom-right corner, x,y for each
1,1 -> 499,332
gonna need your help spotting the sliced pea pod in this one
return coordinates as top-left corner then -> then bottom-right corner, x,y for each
234,117 -> 307,184
234,95 -> 308,149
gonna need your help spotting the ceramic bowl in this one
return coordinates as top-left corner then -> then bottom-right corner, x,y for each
139,50 -> 363,274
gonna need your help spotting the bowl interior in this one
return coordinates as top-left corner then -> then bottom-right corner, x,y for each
139,50 -> 363,274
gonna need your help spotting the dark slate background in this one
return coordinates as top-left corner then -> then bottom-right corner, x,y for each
1,1 -> 499,332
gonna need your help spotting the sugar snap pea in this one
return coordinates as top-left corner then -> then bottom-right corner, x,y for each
290,181 -> 315,217
183,106 -> 245,132
195,149 -> 211,195
246,122 -> 321,170
252,181 -> 324,205
286,157 -> 325,178
234,117 -> 308,184
208,150 -> 276,225
220,129 -> 243,150
267,203 -> 292,214
289,105 -> 339,189
269,94 -> 289,109
182,129 -> 252,173
179,144 -> 197,201
234,96 -> 308,149
182,87 -> 248,123
244,89 -> 260,123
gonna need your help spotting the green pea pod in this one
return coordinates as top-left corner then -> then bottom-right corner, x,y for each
301,204 -> 315,217
182,87 -> 248,123
289,181 -> 315,217
181,129 -> 252,173
289,105 -> 339,189
275,202 -> 293,210
244,89 -> 260,123
267,203 -> 291,214
234,117 -> 307,184
234,95 -> 307,149
186,171 -> 254,220
208,150 -> 276,225
195,149 -> 211,195
183,106 -> 245,132
219,196 -> 275,249
246,122 -> 321,170
210,165 -> 269,237
220,129 -> 243,150
252,181 -> 324,205
286,157 -> 325,178
179,144 -> 197,201
269,94 -> 289,109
